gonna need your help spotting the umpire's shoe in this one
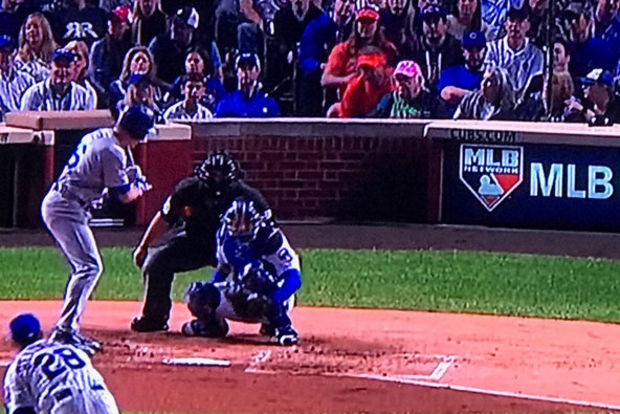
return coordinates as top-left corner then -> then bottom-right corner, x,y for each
274,325 -> 299,346
130,316 -> 169,333
49,328 -> 103,356
181,318 -> 229,338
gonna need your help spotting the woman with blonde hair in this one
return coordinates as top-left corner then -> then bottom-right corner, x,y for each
64,40 -> 98,108
108,45 -> 161,110
131,0 -> 166,46
15,12 -> 57,82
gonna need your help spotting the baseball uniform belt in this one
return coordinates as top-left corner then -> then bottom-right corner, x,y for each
53,388 -> 72,402
53,182 -> 89,209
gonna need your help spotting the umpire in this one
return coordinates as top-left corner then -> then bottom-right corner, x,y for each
131,151 -> 272,332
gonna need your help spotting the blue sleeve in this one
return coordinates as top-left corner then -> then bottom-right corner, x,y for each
214,97 -> 230,117
108,183 -> 131,198
436,66 -> 454,93
210,270 -> 227,283
210,41 -> 222,70
299,15 -> 328,74
207,77 -> 227,102
268,97 -> 280,116
272,269 -> 302,303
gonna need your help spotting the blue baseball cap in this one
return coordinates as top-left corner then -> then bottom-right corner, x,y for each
10,313 -> 41,346
420,5 -> 447,21
462,30 -> 486,49
0,34 -> 16,51
51,48 -> 76,65
117,105 -> 155,140
128,72 -> 152,86
580,68 -> 614,87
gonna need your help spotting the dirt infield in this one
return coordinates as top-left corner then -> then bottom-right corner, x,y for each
2,224 -> 620,413
1,300 -> 619,413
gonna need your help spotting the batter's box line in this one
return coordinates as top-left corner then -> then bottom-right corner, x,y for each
347,374 -> 620,412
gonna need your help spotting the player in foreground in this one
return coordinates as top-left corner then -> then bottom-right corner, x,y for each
131,151 -> 272,333
182,199 -> 302,346
41,105 -> 154,355
3,313 -> 119,414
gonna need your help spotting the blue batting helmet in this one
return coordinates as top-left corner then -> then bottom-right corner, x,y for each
10,313 -> 41,347
117,105 -> 155,140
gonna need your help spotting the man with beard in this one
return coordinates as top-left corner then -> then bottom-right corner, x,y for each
20,48 -> 94,110
298,0 -> 355,115
412,5 -> 463,91
484,6 -> 543,101
372,59 -> 447,118
215,52 -> 279,117
437,30 -> 486,114
0,35 -> 35,120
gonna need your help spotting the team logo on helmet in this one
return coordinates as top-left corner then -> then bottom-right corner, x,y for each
459,144 -> 523,212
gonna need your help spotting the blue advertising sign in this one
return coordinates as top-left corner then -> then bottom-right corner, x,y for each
441,142 -> 620,231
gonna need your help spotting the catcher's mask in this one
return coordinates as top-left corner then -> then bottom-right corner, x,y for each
222,199 -> 262,242
194,151 -> 242,190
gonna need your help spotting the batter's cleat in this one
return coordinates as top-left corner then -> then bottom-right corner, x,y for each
274,325 -> 299,346
49,328 -> 103,356
130,316 -> 169,333
181,318 -> 229,338
259,323 -> 276,337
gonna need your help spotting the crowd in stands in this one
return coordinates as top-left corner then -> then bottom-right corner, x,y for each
1,0 -> 620,123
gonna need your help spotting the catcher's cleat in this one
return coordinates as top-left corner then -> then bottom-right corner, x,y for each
274,325 -> 299,346
130,316 -> 169,333
181,318 -> 229,338
259,323 -> 276,337
49,328 -> 103,356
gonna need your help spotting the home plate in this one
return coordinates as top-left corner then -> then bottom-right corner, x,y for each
162,357 -> 231,367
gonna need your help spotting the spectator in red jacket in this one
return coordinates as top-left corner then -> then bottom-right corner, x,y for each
321,5 -> 397,98
327,48 -> 394,117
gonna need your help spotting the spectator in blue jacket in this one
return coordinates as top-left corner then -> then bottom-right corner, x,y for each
215,52 -> 279,117
297,0 -> 354,115
437,30 -> 486,114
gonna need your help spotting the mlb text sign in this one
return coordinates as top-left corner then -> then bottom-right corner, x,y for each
442,143 -> 620,231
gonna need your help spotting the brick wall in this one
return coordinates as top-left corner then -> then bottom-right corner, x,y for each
192,120 -> 431,222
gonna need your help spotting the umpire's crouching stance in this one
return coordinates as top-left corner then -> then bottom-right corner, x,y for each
131,151 -> 272,332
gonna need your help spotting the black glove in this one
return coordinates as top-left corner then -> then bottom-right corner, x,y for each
245,293 -> 274,318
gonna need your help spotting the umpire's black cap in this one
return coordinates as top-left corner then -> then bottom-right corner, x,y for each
117,105 -> 156,140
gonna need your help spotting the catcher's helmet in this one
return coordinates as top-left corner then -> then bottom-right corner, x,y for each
194,151 -> 242,188
222,199 -> 262,241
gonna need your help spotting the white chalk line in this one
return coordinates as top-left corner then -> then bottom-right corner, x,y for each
243,352 -> 620,411
346,374 -> 620,412
244,350 -> 272,373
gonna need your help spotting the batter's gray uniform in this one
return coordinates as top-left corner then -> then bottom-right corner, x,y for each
3,340 -> 119,414
41,128 -> 132,333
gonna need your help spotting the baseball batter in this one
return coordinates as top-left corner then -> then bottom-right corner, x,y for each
3,313 -> 119,414
41,105 -> 154,355
183,199 -> 302,346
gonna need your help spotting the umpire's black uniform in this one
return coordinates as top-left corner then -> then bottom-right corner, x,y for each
136,175 -> 270,329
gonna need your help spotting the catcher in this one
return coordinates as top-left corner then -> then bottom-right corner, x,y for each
182,199 -> 302,346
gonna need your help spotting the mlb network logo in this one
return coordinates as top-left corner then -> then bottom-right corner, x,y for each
459,144 -> 523,212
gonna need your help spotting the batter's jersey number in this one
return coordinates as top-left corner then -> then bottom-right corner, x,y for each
33,347 -> 87,380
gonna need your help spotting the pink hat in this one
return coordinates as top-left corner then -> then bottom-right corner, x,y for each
393,60 -> 422,78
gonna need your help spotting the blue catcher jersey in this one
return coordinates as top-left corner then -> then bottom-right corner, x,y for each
215,225 -> 300,284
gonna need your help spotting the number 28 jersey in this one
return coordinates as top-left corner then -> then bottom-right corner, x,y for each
3,340 -> 108,413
